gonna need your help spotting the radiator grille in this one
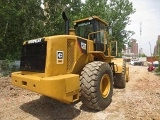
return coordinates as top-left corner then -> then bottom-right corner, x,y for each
20,41 -> 47,72
67,40 -> 75,71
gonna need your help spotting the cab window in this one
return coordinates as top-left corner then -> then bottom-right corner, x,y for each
94,20 -> 107,44
74,20 -> 94,39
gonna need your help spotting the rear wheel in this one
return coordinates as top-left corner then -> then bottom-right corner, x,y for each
114,61 -> 126,88
80,61 -> 113,111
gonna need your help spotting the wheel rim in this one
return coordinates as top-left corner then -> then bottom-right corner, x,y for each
100,74 -> 110,98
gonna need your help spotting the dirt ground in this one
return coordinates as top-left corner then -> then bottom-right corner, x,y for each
0,65 -> 160,120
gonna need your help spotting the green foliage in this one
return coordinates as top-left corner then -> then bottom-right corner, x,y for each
82,0 -> 106,18
0,60 -> 9,71
157,41 -> 160,72
139,53 -> 147,57
106,0 -> 135,54
0,59 -> 19,77
0,0 -> 135,60
43,0 -> 83,35
82,0 -> 135,54
0,0 -> 45,60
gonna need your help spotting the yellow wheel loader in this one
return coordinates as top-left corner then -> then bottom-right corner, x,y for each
11,12 -> 129,111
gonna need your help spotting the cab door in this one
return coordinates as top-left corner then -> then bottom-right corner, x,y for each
93,20 -> 108,55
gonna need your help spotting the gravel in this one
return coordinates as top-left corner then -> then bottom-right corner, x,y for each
0,65 -> 160,120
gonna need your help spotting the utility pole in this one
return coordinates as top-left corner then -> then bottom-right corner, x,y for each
139,22 -> 142,57
149,41 -> 152,56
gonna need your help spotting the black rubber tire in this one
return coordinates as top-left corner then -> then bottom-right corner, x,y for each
114,61 -> 126,88
80,61 -> 113,111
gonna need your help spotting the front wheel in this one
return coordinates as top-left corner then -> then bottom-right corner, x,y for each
114,61 -> 126,88
80,61 -> 113,111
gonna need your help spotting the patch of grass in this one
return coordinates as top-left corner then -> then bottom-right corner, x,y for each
0,60 -> 19,77
0,71 -> 11,77
154,71 -> 160,76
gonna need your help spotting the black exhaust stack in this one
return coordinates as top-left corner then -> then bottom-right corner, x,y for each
62,11 -> 69,35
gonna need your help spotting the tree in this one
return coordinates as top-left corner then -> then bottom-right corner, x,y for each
43,0 -> 66,35
67,0 -> 83,28
105,0 -> 135,55
157,40 -> 160,72
0,0 -> 45,60
0,0 -> 135,60
82,0 -> 135,55
81,0 -> 106,18
43,0 -> 83,35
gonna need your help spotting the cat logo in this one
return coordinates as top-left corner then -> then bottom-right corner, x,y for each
57,51 -> 64,64
81,42 -> 86,50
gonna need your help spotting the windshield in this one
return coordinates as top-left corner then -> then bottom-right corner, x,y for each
75,21 -> 94,39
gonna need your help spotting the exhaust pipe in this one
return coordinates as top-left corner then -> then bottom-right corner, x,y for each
62,11 -> 69,35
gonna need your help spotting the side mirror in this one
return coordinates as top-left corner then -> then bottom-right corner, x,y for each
110,41 -> 117,56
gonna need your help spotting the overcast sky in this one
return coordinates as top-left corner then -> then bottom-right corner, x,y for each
126,0 -> 160,56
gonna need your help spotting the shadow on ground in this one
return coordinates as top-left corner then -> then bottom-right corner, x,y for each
20,96 -> 81,120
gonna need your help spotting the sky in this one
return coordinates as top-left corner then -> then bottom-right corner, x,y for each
126,0 -> 160,56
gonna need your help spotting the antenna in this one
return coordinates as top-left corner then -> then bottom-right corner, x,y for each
140,22 -> 142,38
139,22 -> 142,57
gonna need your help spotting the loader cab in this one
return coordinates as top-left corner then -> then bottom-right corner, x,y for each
74,16 -> 109,55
